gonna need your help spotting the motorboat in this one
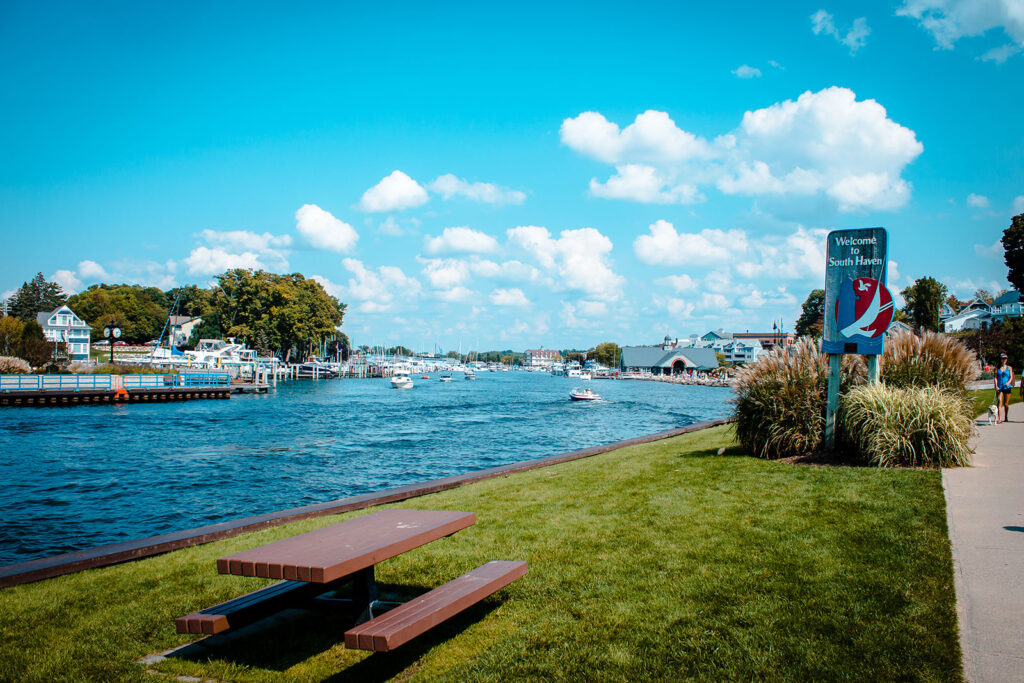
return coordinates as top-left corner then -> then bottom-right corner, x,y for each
464,369 -> 476,380
580,372 -> 592,381
390,372 -> 414,389
570,387 -> 600,401
440,373 -> 453,382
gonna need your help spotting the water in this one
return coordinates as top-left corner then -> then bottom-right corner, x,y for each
0,372 -> 733,566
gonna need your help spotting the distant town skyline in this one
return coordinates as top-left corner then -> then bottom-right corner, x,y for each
2,1 -> 1021,349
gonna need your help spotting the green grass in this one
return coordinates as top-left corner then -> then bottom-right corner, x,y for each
0,426 -> 961,681
970,386 -> 1023,416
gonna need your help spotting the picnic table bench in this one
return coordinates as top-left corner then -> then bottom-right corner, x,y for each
175,509 -> 527,651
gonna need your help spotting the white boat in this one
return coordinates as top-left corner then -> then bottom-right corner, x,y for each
440,374 -> 453,383
580,372 -> 592,381
464,369 -> 476,380
390,372 -> 414,389
570,387 -> 600,401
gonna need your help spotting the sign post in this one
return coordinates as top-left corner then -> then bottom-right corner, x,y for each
822,227 -> 893,450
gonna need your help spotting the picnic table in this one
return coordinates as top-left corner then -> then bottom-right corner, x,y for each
175,509 -> 527,651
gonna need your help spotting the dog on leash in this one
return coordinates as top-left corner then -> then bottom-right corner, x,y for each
987,404 -> 998,425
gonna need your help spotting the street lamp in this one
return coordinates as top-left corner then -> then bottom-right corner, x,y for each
102,326 -> 121,364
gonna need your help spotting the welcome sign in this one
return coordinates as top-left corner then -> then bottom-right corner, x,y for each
822,227 -> 892,355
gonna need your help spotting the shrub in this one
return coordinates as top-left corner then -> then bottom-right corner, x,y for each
733,337 -> 861,459
881,330 -> 980,394
69,363 -> 176,375
0,356 -> 31,374
840,384 -> 974,468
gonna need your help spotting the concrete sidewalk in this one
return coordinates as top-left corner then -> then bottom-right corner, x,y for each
944,414 -> 1024,682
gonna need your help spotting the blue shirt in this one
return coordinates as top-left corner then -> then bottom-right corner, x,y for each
997,365 -> 1012,390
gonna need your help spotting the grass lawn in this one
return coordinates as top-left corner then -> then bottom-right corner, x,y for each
971,386 -> 1023,416
0,425 -> 961,681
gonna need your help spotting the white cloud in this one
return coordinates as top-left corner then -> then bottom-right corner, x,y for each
424,227 -> 500,255
811,9 -> 871,53
974,239 -> 1003,258
1,289 -> 15,301
197,229 -> 291,270
489,288 -> 530,307
358,170 -> 429,212
420,258 -> 471,290
980,43 -> 1022,62
768,59 -> 785,69
656,296 -> 696,318
698,293 -> 731,310
50,269 -> 81,294
435,286 -> 475,302
657,274 -> 698,292
967,192 -> 991,208
633,220 -> 745,266
560,110 -> 713,164
184,247 -> 264,276
732,64 -> 762,78
735,227 -> 828,280
898,0 -> 1024,51
468,259 -> 545,284
507,225 -> 625,301
337,258 -> 421,313
739,287 -> 797,309
1014,195 -> 1024,213
888,260 -> 902,282
589,165 -> 703,204
428,174 -> 526,204
295,204 -> 359,253
727,87 -> 923,210
77,260 -> 109,281
576,300 -> 608,317
564,87 -> 923,212
310,275 -> 344,298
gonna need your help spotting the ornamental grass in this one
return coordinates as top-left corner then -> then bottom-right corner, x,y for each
881,329 -> 980,395
733,337 -> 860,459
840,384 -> 974,468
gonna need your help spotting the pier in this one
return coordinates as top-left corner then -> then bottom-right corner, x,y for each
0,373 -> 239,407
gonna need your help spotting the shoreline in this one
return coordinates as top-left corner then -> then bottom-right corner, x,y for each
0,417 -> 734,588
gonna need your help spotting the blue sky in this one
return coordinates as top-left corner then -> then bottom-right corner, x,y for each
2,1 -> 1022,351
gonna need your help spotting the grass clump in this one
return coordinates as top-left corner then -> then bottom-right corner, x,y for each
0,356 -> 31,374
881,329 -> 980,394
0,425 -> 962,681
67,362 -> 177,375
734,337 -> 860,459
841,384 -> 974,467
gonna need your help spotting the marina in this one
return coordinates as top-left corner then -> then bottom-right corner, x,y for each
0,371 -> 732,567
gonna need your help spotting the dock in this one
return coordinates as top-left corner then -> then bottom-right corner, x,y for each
0,372 -> 242,408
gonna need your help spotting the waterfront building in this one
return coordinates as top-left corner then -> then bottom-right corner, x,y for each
942,308 -> 991,332
36,304 -> 91,361
718,339 -> 763,364
169,315 -> 202,347
524,348 -> 561,368
621,337 -> 718,375
990,290 -> 1022,324
730,331 -> 796,351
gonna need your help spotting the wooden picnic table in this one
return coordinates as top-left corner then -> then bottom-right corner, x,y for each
176,509 -> 527,652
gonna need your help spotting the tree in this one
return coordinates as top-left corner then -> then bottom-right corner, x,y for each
17,320 -> 55,369
1004,212 -> 1024,293
794,289 -> 825,339
974,288 -> 994,304
901,277 -> 948,332
0,316 -> 25,355
66,284 -> 169,343
9,273 -> 66,321
590,342 -> 622,367
945,294 -> 965,312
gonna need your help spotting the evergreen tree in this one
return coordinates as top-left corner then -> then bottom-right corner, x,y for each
1003,212 -> 1024,293
10,273 -> 66,321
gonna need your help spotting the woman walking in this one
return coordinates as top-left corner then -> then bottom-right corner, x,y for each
995,353 -> 1014,423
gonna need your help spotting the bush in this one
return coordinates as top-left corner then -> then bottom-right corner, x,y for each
881,330 -> 980,394
733,337 -> 861,459
0,356 -> 31,374
68,363 -> 176,375
840,384 -> 974,468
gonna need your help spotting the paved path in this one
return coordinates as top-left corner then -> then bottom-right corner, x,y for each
944,413 -> 1024,682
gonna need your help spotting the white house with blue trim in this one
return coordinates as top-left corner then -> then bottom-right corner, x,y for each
37,305 -> 91,361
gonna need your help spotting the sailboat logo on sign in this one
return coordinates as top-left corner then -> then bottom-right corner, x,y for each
834,277 -> 894,340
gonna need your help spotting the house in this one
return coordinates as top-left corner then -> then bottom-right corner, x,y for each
169,315 -> 202,347
731,331 -> 796,350
621,338 -> 719,374
939,302 -> 956,322
523,348 -> 561,368
700,329 -> 731,343
37,305 -> 91,361
719,339 -> 763,364
887,319 -> 913,334
990,290 -> 1022,324
942,308 -> 991,332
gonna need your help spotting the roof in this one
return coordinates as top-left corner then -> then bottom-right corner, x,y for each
621,345 -> 719,370
992,290 -> 1021,306
170,315 -> 201,326
36,305 -> 91,329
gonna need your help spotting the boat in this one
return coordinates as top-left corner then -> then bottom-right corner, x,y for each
440,374 -> 453,383
464,369 -> 476,380
570,387 -> 600,401
420,375 -> 430,380
580,372 -> 592,381
390,372 -> 414,389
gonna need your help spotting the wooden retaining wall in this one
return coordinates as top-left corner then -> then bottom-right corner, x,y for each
0,387 -> 232,407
